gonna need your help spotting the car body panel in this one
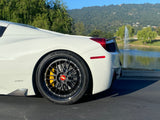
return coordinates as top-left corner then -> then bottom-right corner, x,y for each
0,20 -> 120,96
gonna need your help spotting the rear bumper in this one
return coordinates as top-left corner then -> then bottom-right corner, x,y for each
111,51 -> 122,79
113,67 -> 122,79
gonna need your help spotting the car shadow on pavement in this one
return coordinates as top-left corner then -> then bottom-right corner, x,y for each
80,77 -> 159,103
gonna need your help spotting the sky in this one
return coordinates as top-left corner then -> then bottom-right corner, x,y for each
62,0 -> 160,10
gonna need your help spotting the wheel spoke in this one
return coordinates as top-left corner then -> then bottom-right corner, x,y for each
47,75 -> 57,78
56,62 -> 61,73
61,62 -> 67,73
58,83 -> 63,91
64,84 -> 69,91
66,60 -> 71,71
65,82 -> 71,90
59,61 -> 64,72
62,84 -> 66,92
48,67 -> 54,73
67,68 -> 76,76
68,80 -> 76,89
46,78 -> 55,81
68,74 -> 78,78
54,84 -> 59,94
54,82 -> 59,89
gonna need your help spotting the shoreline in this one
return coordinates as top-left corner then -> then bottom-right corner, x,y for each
117,43 -> 160,50
118,44 -> 160,48
128,44 -> 160,49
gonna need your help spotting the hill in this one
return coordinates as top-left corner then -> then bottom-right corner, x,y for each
68,4 -> 160,34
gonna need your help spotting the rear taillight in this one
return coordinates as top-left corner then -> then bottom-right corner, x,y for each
90,38 -> 106,49
91,37 -> 119,52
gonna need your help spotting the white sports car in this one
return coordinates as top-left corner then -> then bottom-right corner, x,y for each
0,20 -> 121,104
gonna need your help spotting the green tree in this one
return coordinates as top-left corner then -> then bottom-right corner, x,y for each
0,0 -> 73,34
32,13 -> 50,30
49,0 -> 73,34
137,27 -> 157,44
104,32 -> 114,38
89,29 -> 103,37
116,25 -> 134,39
72,22 -> 85,35
156,27 -> 160,36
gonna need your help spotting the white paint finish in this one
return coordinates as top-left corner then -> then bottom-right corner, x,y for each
0,20 -> 121,95
0,20 -> 10,27
83,48 -> 113,94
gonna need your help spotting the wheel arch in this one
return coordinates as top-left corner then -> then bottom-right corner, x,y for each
32,49 -> 93,96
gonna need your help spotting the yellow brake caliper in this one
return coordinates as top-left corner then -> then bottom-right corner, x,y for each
49,68 -> 55,87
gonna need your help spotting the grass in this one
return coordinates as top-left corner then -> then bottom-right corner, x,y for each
116,36 -> 160,50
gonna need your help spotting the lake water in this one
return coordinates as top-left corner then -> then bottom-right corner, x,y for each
120,47 -> 160,70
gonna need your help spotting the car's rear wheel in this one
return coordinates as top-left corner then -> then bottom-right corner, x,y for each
35,51 -> 90,104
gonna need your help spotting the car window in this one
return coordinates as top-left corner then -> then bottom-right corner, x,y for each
0,26 -> 6,37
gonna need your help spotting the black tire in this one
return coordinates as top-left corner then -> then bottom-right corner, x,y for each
35,51 -> 90,104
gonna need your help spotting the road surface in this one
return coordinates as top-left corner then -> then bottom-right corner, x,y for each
0,72 -> 160,120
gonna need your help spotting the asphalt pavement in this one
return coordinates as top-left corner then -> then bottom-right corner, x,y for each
0,70 -> 160,120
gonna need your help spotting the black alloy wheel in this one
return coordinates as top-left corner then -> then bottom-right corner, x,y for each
35,51 -> 90,104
